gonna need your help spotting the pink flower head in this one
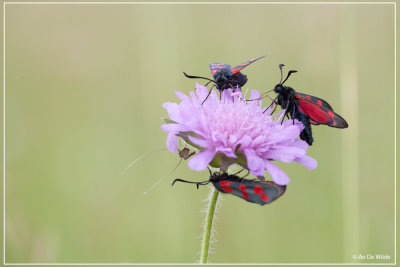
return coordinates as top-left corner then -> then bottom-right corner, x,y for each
161,84 -> 317,185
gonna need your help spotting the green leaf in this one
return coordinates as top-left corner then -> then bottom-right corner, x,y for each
177,132 -> 205,150
161,117 -> 177,124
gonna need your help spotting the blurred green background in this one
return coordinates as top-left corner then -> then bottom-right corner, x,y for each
4,2 -> 395,264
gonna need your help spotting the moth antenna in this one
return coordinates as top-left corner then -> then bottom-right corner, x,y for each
246,89 -> 274,102
120,148 -> 167,176
144,144 -> 195,195
143,158 -> 183,195
232,169 -> 244,176
281,70 -> 298,85
196,180 -> 212,188
279,64 -> 285,84
183,72 -> 216,84
172,178 -> 209,189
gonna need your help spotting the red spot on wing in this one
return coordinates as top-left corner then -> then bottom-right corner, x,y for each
239,184 -> 247,191
220,186 -> 233,193
317,100 -> 322,106
328,111 -> 335,118
231,63 -> 249,74
260,193 -> 269,202
254,185 -> 262,194
219,181 -> 233,193
254,184 -> 269,202
306,95 -> 311,100
219,181 -> 232,186
297,98 -> 331,124
231,68 -> 242,74
229,56 -> 266,75
242,191 -> 249,200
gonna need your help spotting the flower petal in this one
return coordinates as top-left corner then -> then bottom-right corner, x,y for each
161,123 -> 181,133
269,125 -> 301,143
162,87 -> 317,184
195,83 -> 210,102
188,135 -> 208,148
239,135 -> 252,148
175,90 -> 190,102
166,132 -> 178,152
231,92 -> 242,97
244,149 -> 265,176
216,147 -> 237,158
264,160 -> 290,185
282,119 -> 304,131
162,102 -> 181,123
295,155 -> 318,170
179,101 -> 196,122
188,149 -> 216,171
264,145 -> 306,163
250,89 -> 260,100
291,139 -> 309,150
221,88 -> 233,101
209,89 -> 219,101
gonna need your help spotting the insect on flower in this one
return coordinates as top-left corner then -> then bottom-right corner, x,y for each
172,171 -> 286,206
183,55 -> 266,104
162,84 -> 317,185
178,147 -> 195,160
261,64 -> 348,145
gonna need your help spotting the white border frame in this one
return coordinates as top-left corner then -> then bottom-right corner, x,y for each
2,1 -> 397,266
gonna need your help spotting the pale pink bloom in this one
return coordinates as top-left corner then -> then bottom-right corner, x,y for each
161,84 -> 317,185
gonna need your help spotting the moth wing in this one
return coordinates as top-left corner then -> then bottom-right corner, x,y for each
212,176 -> 286,206
296,92 -> 334,110
230,55 -> 266,75
249,181 -> 286,205
212,176 -> 243,198
310,118 -> 321,125
209,63 -> 231,78
295,93 -> 348,128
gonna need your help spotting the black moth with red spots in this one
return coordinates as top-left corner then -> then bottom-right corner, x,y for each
172,172 -> 286,206
183,56 -> 266,104
271,64 -> 348,145
208,55 -> 266,91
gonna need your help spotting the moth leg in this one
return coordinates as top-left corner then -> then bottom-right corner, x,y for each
263,95 -> 279,114
281,100 -> 290,124
292,106 -> 296,125
207,167 -> 213,176
201,84 -> 215,105
269,98 -> 279,115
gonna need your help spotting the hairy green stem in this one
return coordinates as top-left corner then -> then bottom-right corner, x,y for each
200,188 -> 220,264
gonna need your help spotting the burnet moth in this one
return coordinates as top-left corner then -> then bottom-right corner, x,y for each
264,64 -> 348,145
183,55 -> 266,104
172,171 -> 286,206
